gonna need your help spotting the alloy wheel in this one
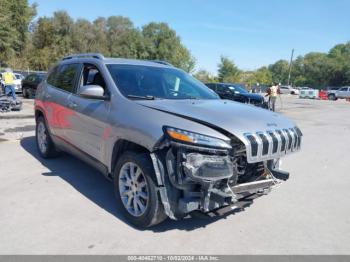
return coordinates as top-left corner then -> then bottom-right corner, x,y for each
37,121 -> 48,154
118,162 -> 149,217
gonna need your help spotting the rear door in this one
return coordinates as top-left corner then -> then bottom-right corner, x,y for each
44,63 -> 80,139
65,63 -> 111,163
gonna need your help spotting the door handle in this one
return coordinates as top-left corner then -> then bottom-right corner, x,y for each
68,101 -> 78,109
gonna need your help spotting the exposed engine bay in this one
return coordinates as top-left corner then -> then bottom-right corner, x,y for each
151,135 -> 293,219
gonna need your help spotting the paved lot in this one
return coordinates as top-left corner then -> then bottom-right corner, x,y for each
0,96 -> 350,254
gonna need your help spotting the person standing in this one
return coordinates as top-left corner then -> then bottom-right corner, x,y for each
2,68 -> 16,100
266,82 -> 280,111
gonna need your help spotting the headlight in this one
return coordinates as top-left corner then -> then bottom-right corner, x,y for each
164,126 -> 232,149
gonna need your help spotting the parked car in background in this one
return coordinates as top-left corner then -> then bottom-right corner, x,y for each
279,85 -> 300,95
326,87 -> 340,92
13,73 -> 24,93
279,86 -> 291,94
205,82 -> 267,108
328,86 -> 350,100
22,73 -> 46,98
326,87 -> 341,100
290,87 -> 300,95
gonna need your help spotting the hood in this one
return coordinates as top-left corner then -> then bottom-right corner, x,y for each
135,99 -> 295,142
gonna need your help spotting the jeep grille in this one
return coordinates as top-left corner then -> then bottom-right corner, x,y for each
243,127 -> 302,163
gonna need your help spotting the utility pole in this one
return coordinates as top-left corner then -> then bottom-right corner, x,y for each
287,48 -> 294,86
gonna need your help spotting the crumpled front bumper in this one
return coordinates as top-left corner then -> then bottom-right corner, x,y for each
151,140 -> 289,220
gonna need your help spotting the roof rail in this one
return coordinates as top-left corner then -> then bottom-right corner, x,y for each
62,53 -> 105,61
152,60 -> 173,66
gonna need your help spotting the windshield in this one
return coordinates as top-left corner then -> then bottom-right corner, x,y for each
107,64 -> 219,100
227,84 -> 248,94
38,74 -> 45,81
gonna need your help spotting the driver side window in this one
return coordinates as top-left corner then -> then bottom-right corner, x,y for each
78,64 -> 107,95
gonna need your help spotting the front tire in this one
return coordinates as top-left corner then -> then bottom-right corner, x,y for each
36,116 -> 59,158
113,151 -> 167,228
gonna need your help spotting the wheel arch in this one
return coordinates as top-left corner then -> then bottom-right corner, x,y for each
34,108 -> 54,135
110,139 -> 151,176
35,108 -> 45,122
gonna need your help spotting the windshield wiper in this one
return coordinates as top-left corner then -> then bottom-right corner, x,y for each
127,95 -> 156,100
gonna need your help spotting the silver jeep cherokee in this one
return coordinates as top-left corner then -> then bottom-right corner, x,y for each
35,53 -> 302,228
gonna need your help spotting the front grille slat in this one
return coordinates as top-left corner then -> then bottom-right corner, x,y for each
290,128 -> 298,150
276,130 -> 286,151
267,131 -> 278,154
284,129 -> 293,150
244,126 -> 302,163
258,133 -> 269,155
246,134 -> 258,157
294,127 -> 302,149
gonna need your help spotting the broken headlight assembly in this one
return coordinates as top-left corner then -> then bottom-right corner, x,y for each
164,126 -> 232,150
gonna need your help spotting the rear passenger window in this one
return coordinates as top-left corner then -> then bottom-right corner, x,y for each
47,67 -> 58,86
48,64 -> 79,92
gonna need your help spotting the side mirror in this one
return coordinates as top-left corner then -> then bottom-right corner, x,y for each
78,85 -> 108,100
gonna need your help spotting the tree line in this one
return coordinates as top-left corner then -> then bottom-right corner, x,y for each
195,43 -> 350,89
1,0 -> 349,88
0,0 -> 195,72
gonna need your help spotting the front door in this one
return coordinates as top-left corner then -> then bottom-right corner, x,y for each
65,63 -> 111,163
337,87 -> 349,98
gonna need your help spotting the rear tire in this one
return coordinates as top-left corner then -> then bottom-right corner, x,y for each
36,116 -> 59,158
28,88 -> 34,99
22,88 -> 28,98
113,151 -> 167,228
328,94 -> 337,101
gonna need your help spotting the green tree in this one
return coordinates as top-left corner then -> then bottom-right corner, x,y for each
90,17 -> 110,56
268,59 -> 289,84
0,0 -> 36,66
70,19 -> 94,53
28,11 -> 74,70
107,16 -> 145,59
217,56 -> 241,83
8,0 -> 36,54
0,1 -> 15,63
142,22 -> 195,72
246,66 -> 272,86
302,52 -> 330,88
327,42 -> 350,86
193,69 -> 216,83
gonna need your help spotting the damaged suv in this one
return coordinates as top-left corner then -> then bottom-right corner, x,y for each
35,53 -> 302,228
